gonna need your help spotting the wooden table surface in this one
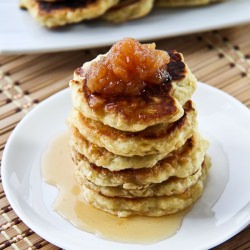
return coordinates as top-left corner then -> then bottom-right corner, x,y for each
0,23 -> 250,250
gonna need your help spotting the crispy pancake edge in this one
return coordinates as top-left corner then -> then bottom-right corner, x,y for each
70,100 -> 197,156
72,134 -> 209,187
80,160 -> 210,217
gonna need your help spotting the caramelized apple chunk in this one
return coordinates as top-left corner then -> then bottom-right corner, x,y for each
86,38 -> 171,97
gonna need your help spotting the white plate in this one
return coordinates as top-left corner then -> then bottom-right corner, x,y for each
2,82 -> 250,250
1,0 -> 250,54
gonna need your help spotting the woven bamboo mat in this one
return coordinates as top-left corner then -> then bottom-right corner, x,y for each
0,23 -> 250,250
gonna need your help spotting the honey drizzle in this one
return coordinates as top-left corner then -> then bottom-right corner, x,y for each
42,132 -> 187,244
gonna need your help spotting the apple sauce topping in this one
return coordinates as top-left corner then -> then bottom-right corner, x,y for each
85,38 -> 171,97
79,38 -> 186,122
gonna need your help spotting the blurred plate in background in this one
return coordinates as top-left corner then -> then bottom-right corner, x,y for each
0,0 -> 250,54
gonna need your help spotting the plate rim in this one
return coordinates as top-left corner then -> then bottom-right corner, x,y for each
1,0 -> 250,54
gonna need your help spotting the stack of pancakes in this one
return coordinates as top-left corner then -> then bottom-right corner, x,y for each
68,38 -> 211,217
20,0 -> 223,28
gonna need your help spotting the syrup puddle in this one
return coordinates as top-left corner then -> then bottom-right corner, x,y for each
42,132 -> 187,244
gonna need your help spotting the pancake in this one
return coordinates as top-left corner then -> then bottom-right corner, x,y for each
70,47 -> 197,132
156,0 -> 222,7
70,100 -> 197,157
69,125 -> 166,171
80,157 -> 210,217
72,133 -> 209,188
19,0 -> 119,28
70,122 -> 207,171
102,0 -> 154,23
79,160 -> 207,197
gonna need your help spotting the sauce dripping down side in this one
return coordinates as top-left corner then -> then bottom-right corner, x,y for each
42,132 -> 187,244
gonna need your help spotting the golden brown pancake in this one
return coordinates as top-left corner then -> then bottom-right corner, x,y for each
80,163 -> 204,198
72,133 -> 209,188
71,48 -> 197,132
80,157 -> 210,217
20,0 -> 225,27
20,0 -> 119,27
70,100 -> 197,157
156,0 -> 222,7
69,123 -> 208,172
69,125 -> 167,171
102,0 -> 154,23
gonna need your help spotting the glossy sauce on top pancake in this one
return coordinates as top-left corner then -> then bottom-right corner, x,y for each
78,38 -> 187,124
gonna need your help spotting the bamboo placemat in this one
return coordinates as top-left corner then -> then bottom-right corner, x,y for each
0,23 -> 250,250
